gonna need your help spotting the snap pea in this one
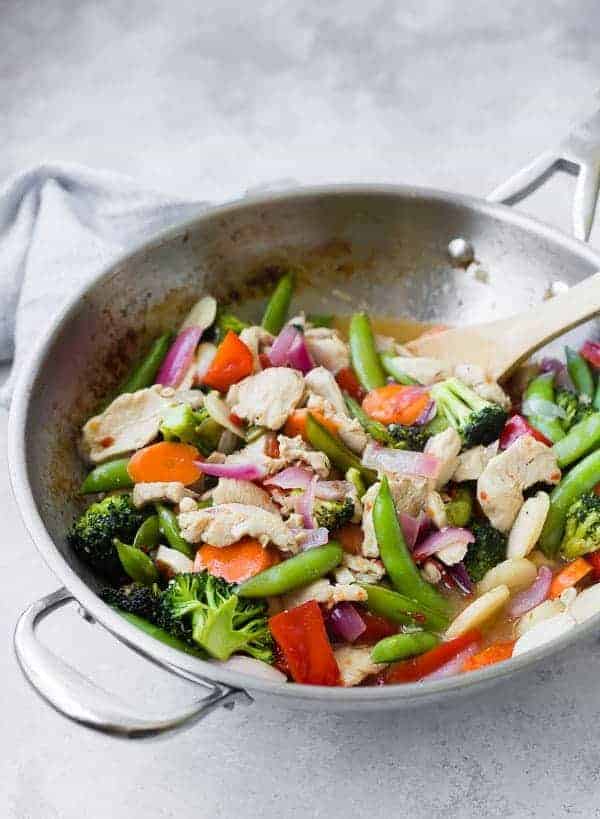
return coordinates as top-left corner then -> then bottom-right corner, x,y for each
345,395 -> 390,444
370,630 -> 439,664
380,353 -> 419,385
237,542 -> 343,597
349,313 -> 386,391
307,313 -> 334,328
552,413 -> 600,468
360,583 -> 449,631
523,372 -> 565,443
119,332 -> 172,395
261,271 -> 294,335
373,477 -> 450,616
113,610 -> 205,657
305,412 -> 376,485
80,458 -> 133,494
155,503 -> 194,558
114,538 -> 159,585
539,448 -> 600,555
566,346 -> 595,400
594,379 -> 600,411
445,486 -> 473,528
133,515 -> 160,549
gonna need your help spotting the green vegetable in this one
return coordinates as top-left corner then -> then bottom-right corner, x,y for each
594,379 -> 600,411
345,395 -> 391,444
68,495 -> 144,581
445,486 -> 474,528
159,572 -> 273,662
560,492 -> 600,559
313,497 -> 354,531
114,538 -> 159,585
552,413 -> 600,468
523,373 -> 565,443
349,313 -> 386,391
133,515 -> 160,549
80,458 -> 133,494
566,346 -> 595,400
430,377 -> 507,446
380,353 -> 419,385
237,543 -> 343,597
346,467 -> 367,500
155,503 -> 194,559
305,412 -> 376,485
101,582 -> 161,621
215,310 -> 249,341
373,477 -> 449,616
422,413 -> 450,437
261,271 -> 294,335
360,584 -> 449,631
463,520 -> 506,582
345,395 -> 428,451
556,388 -> 579,431
307,313 -> 334,328
540,448 -> 600,555
118,333 -> 172,395
370,631 -> 439,663
159,403 -> 221,455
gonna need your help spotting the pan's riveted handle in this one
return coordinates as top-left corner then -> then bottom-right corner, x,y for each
488,102 -> 600,242
14,588 -> 252,739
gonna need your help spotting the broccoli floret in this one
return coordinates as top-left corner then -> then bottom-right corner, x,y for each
555,388 -> 579,430
313,496 -> 354,531
463,520 -> 507,582
101,582 -> 161,621
158,572 -> 273,662
575,398 -> 595,424
560,492 -> 600,559
430,377 -> 507,447
68,495 -> 144,581
387,423 -> 428,452
160,403 -> 221,455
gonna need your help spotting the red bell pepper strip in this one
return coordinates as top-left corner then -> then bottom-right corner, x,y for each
580,341 -> 600,368
336,367 -> 366,402
356,611 -> 398,644
587,549 -> 600,580
269,600 -> 340,686
499,414 -> 552,449
382,629 -> 482,684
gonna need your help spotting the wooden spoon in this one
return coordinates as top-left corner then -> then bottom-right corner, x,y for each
406,272 -> 600,381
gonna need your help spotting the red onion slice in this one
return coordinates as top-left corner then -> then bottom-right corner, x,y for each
412,527 -> 475,562
400,513 -> 424,549
362,441 -> 441,479
297,475 -> 318,529
264,466 -> 314,490
446,561 -> 474,595
539,357 -> 564,376
268,325 -> 314,374
506,566 -> 552,618
193,460 -> 267,481
287,331 -> 315,374
414,399 -> 437,426
328,603 -> 366,643
155,326 -> 203,388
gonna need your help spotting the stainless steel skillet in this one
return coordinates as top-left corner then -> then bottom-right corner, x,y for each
10,107 -> 600,739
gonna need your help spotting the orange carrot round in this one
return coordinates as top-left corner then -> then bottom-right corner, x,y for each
284,409 -> 338,441
127,441 -> 201,485
462,641 -> 515,672
202,331 -> 254,392
362,384 -> 430,425
194,538 -> 280,583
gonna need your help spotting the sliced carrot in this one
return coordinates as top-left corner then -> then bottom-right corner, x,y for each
127,441 -> 201,485
362,384 -> 430,425
549,557 -> 593,599
462,641 -> 515,672
284,409 -> 338,441
201,331 -> 253,392
336,523 -> 364,554
194,538 -> 280,583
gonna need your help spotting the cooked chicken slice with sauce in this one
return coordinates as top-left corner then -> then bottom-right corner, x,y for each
227,368 -> 305,430
178,503 -> 300,552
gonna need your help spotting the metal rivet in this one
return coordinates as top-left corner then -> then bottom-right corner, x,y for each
447,237 -> 475,265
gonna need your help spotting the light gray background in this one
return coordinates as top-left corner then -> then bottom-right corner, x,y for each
3,2 -> 600,817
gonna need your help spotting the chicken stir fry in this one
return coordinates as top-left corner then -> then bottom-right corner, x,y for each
70,272 -> 600,687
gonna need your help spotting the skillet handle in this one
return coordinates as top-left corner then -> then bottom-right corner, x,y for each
488,102 -> 600,242
14,588 -> 252,739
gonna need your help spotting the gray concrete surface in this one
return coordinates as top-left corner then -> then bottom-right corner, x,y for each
3,2 -> 600,817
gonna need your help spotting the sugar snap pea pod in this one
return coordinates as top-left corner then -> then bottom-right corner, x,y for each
80,458 -> 133,494
307,313 -> 334,328
113,610 -> 205,657
349,313 -> 386,391
155,503 -> 194,558
345,395 -> 390,444
114,538 -> 160,585
380,353 -> 419,385
360,584 -> 449,631
523,372 -> 565,443
539,448 -> 600,555
371,630 -> 439,663
237,543 -> 343,598
261,271 -> 294,335
119,333 -> 172,395
445,486 -> 473,528
305,412 -> 377,485
552,413 -> 600,468
133,515 -> 161,549
594,380 -> 600,411
566,346 -> 595,400
373,477 -> 450,616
